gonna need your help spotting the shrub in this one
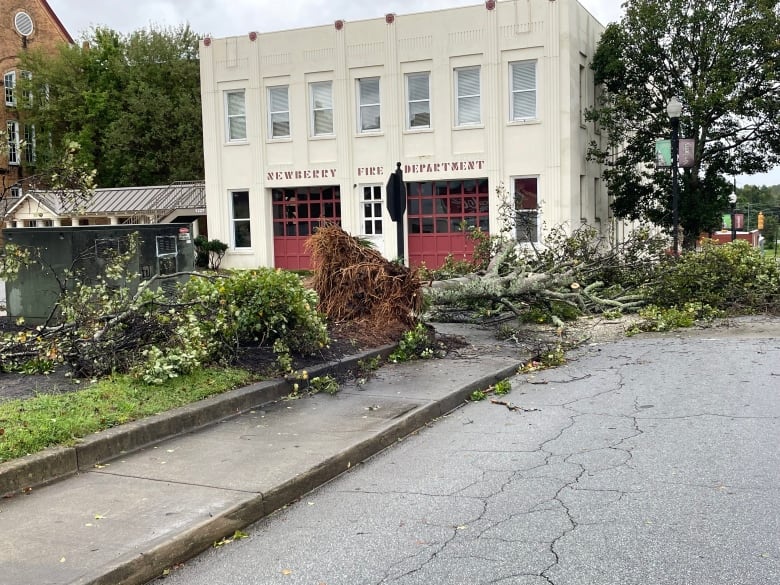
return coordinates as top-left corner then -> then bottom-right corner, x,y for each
626,302 -> 722,335
648,240 -> 780,313
389,322 -> 439,362
180,268 -> 329,356
194,236 -> 229,270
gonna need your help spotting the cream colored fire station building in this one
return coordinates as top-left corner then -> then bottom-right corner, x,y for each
199,0 -> 614,270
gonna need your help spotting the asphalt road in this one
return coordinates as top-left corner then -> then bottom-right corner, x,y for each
156,325 -> 780,585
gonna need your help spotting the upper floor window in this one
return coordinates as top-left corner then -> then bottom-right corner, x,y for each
24,124 -> 35,164
225,90 -> 247,142
406,72 -> 431,129
455,66 -> 481,126
310,81 -> 334,136
358,77 -> 381,133
268,85 -> 290,139
20,70 -> 33,107
510,61 -> 537,121
5,71 -> 16,107
7,121 -> 20,165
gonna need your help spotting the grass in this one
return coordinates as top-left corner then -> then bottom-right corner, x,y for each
0,367 -> 254,464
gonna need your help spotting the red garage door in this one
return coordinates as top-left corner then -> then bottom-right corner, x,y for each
407,178 -> 490,269
272,186 -> 341,270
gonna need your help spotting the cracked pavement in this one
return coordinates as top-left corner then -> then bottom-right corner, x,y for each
160,329 -> 780,585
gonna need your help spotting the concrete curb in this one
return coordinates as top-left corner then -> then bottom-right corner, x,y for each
71,360 -> 522,585
0,345 -> 396,498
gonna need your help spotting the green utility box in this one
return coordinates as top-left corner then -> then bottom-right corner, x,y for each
3,224 -> 194,324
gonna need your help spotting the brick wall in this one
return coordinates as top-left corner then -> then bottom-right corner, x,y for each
1,1 -> 72,187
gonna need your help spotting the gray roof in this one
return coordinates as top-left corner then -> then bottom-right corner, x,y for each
5,181 -> 205,218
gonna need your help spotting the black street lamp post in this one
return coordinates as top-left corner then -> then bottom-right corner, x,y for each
729,191 -> 737,242
667,97 -> 682,256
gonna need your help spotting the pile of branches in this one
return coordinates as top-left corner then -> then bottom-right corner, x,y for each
426,225 -> 668,324
307,224 -> 423,329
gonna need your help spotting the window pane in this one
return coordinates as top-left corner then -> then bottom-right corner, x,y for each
359,78 -> 380,105
232,191 -> 250,219
361,104 -> 381,131
314,110 -> 333,134
513,92 -> 535,119
311,82 -> 333,135
457,68 -> 479,96
515,178 -> 538,209
311,82 -> 332,108
229,116 -> 247,139
512,62 -> 535,91
458,95 -> 480,125
271,114 -> 290,137
235,221 -> 251,247
269,86 -> 288,111
227,90 -> 246,140
408,73 -> 429,100
227,91 -> 245,115
409,102 -> 430,127
511,62 -> 536,120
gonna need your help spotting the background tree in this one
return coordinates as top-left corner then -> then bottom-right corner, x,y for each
19,25 -> 203,188
589,0 -> 780,248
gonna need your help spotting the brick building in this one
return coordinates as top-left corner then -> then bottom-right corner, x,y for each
1,1 -> 72,196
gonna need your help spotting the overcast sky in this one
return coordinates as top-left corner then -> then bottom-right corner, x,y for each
44,0 -> 778,187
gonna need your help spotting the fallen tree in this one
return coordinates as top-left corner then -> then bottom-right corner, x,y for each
424,224 -> 668,325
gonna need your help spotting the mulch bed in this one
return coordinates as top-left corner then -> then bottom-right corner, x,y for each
0,317 -> 407,404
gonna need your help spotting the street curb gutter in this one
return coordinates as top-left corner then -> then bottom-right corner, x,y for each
72,360 -> 521,585
0,345 -> 396,498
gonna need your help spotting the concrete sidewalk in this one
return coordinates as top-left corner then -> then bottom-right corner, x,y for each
0,323 -> 523,585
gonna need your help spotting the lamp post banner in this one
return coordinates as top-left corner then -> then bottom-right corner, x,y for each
655,140 -> 672,167
679,139 -> 696,168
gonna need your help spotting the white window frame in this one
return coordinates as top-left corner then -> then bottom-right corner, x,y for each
24,124 -> 35,164
268,85 -> 290,139
406,72 -> 431,130
230,190 -> 252,249
225,90 -> 247,142
310,81 -> 334,137
7,120 -> 20,165
357,77 -> 381,133
510,61 -> 537,121
455,66 -> 481,127
360,185 -> 384,237
4,71 -> 16,107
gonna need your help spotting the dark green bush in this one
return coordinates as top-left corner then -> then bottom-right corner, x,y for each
648,240 -> 780,312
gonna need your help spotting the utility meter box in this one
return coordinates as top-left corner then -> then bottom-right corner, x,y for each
3,224 -> 194,324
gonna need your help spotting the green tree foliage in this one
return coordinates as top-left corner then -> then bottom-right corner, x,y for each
589,0 -> 780,247
19,25 -> 203,188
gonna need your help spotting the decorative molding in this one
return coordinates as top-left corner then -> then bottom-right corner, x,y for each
261,53 -> 291,66
399,35 -> 433,51
500,22 -> 544,36
303,47 -> 335,61
448,29 -> 484,45
347,42 -> 384,58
